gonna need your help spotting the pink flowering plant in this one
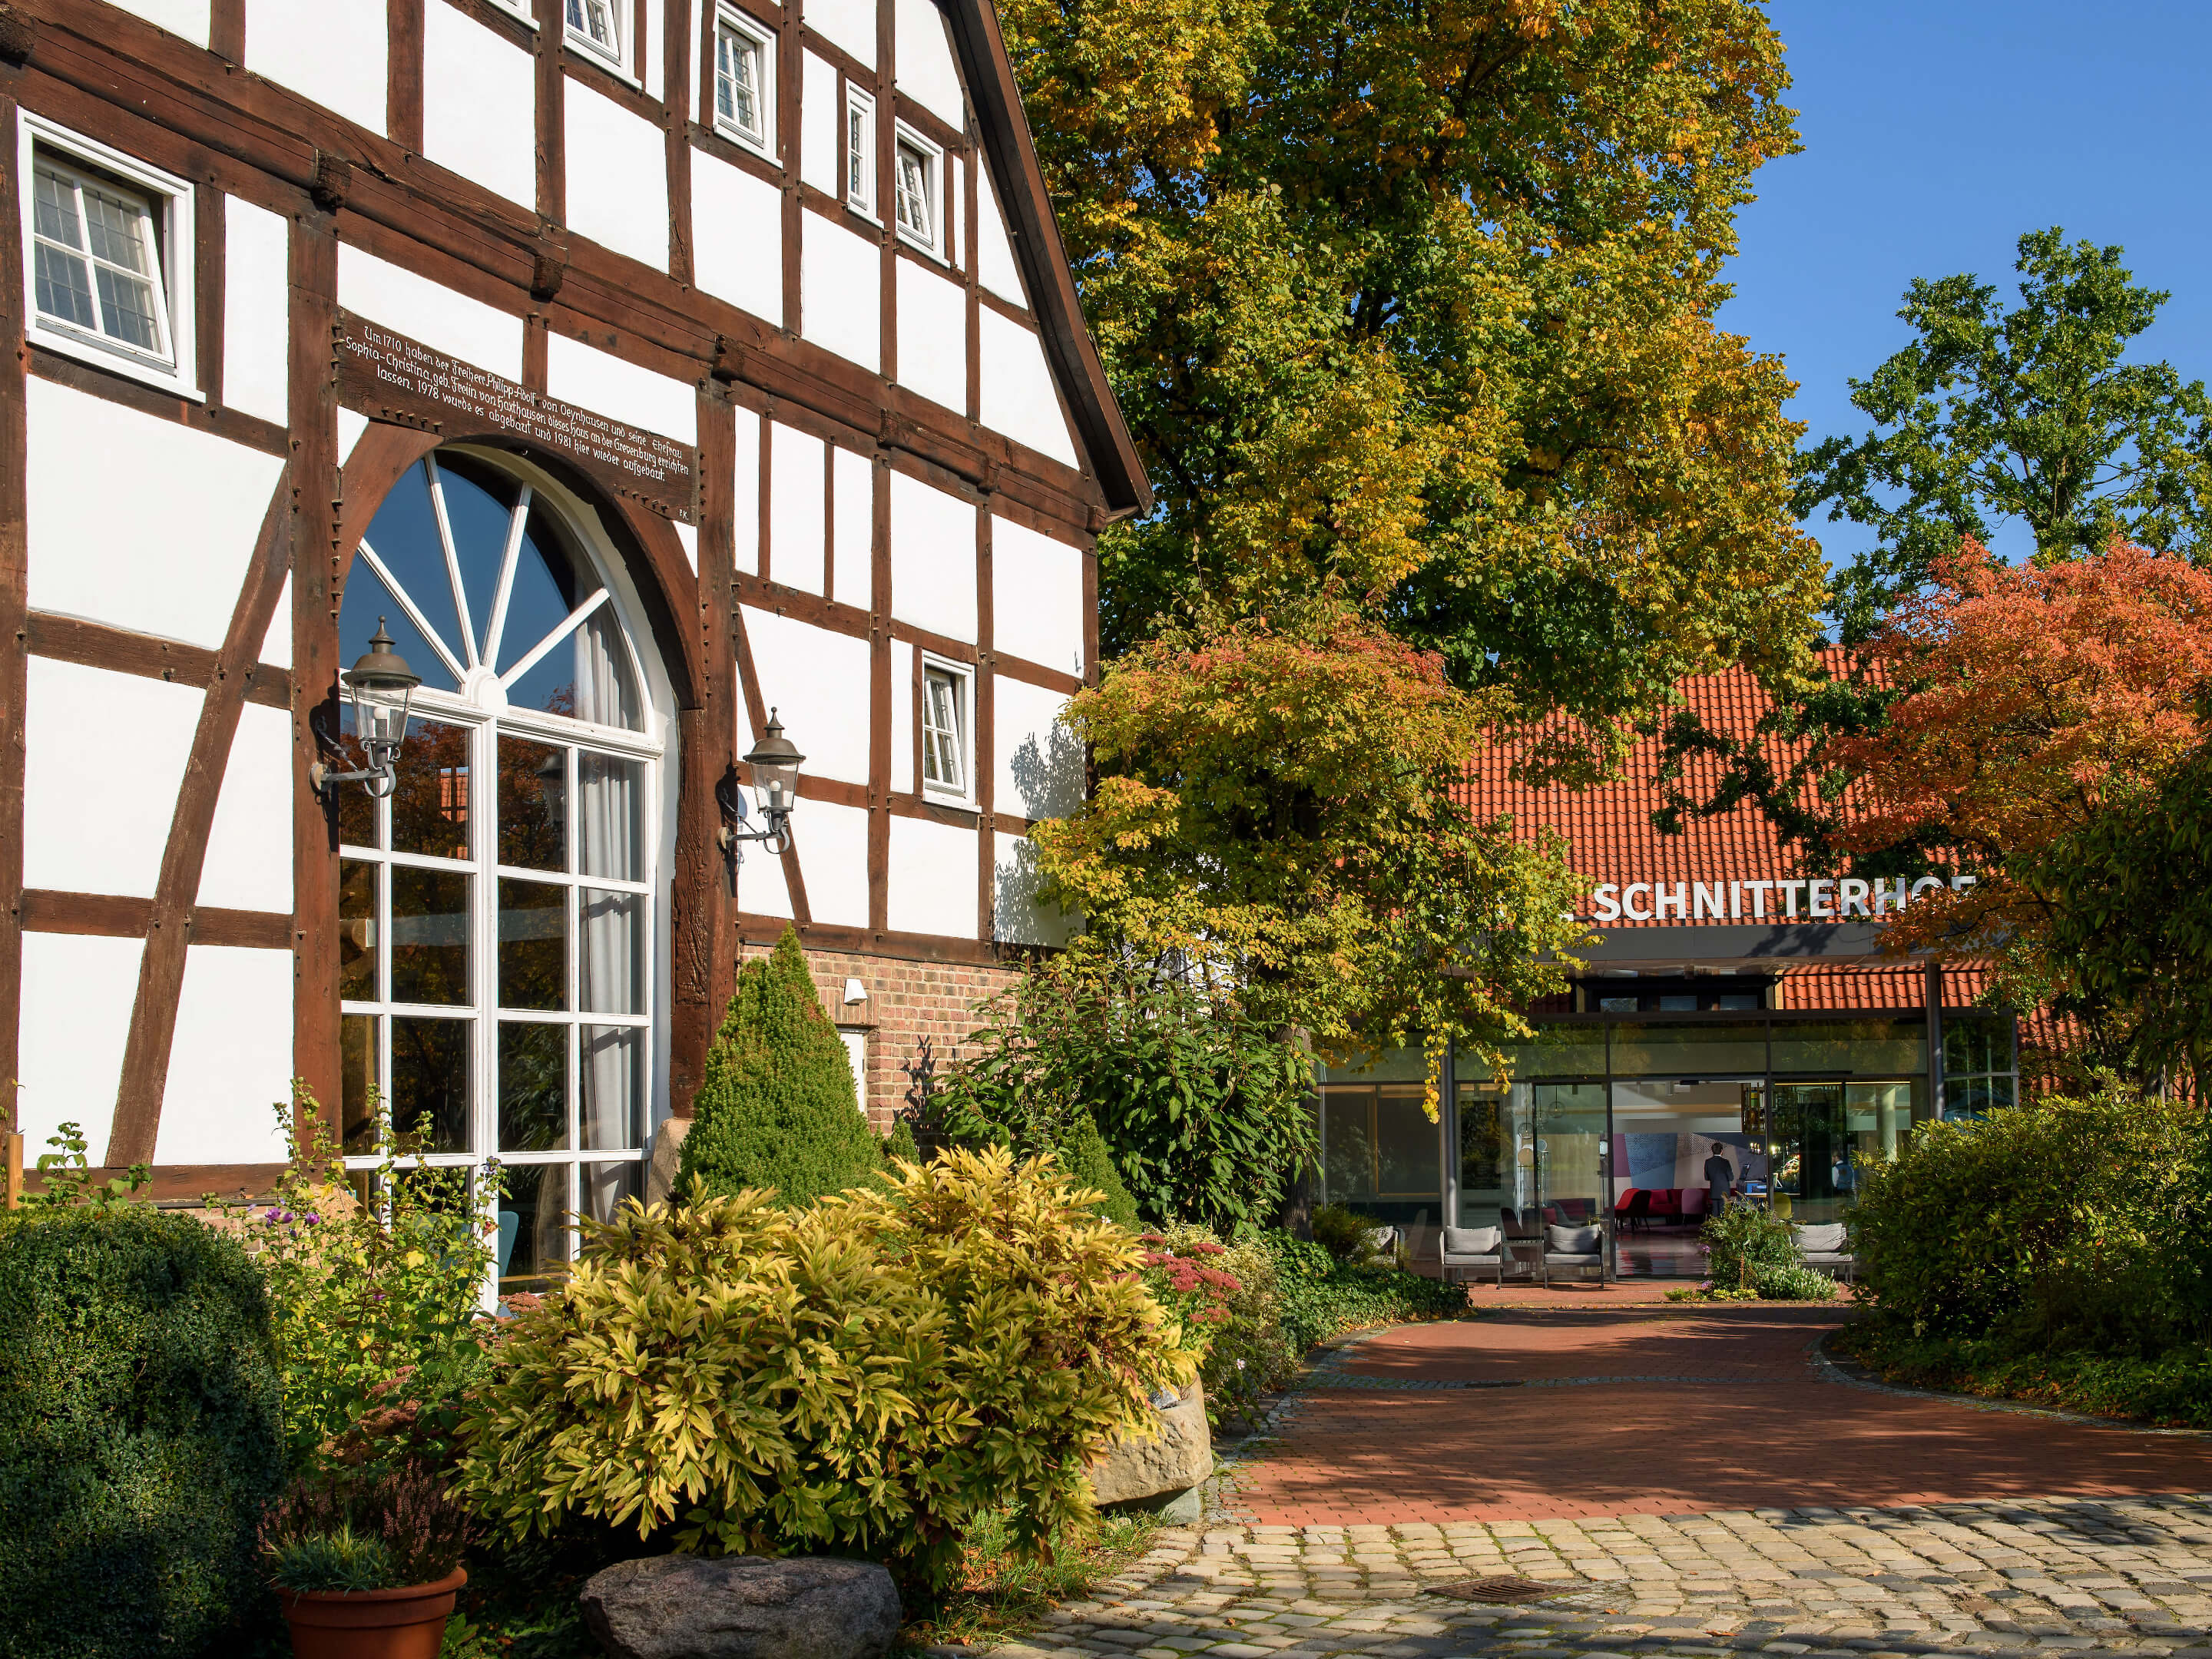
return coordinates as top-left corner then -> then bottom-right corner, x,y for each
1138,1225 -> 1298,1426
217,1083 -> 499,1472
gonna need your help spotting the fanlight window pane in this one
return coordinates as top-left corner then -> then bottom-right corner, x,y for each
355,465 -> 464,677
432,452 -> 522,652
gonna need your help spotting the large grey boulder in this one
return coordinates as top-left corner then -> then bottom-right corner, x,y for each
580,1555 -> 900,1659
644,1117 -> 692,1205
1088,1379 -> 1211,1520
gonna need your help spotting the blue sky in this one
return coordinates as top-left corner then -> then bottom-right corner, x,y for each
1716,1 -> 2212,572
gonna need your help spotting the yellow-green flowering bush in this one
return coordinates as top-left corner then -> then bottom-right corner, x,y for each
455,1146 -> 1195,1589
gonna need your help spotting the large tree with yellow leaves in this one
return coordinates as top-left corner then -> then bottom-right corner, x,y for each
1005,0 -> 1828,1068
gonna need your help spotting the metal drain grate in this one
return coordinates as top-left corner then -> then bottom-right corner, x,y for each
1423,1575 -> 1571,1604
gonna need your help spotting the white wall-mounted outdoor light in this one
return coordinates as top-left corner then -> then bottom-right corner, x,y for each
720,707 -> 806,858
310,619 -> 421,801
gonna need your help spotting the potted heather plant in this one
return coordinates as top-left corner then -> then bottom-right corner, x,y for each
263,1462 -> 472,1659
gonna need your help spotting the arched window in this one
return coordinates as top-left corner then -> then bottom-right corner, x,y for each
333,448 -> 664,1293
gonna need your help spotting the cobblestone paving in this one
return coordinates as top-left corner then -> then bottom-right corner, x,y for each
998,1500 -> 2212,1659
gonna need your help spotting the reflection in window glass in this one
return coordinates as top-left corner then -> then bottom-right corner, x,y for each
498,1022 -> 569,1151
339,860 -> 377,1002
581,1025 -> 643,1150
1322,1088 -> 1376,1200
582,1161 -> 640,1226
578,753 -> 645,879
1375,1088 -> 1439,1197
356,463 -> 463,672
392,718 -> 472,860
580,889 -> 644,1014
499,737 -> 567,872
341,1013 -> 379,1154
432,452 -> 519,641
498,878 -> 568,1011
335,703 -> 379,849
1945,1015 -> 2014,1078
390,1016 -> 469,1151
501,1162 -> 571,1286
390,868 -> 469,1005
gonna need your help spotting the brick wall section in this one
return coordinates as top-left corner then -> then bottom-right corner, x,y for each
734,939 -> 1024,1135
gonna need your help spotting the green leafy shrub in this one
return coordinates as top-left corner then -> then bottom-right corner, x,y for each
1698,1201 -> 1800,1291
932,956 -> 1316,1233
885,1114 -> 924,1167
223,1088 -> 495,1473
1151,1225 -> 1298,1424
680,924 -> 886,1207
0,1206 -> 284,1659
1836,1321 -> 2212,1427
457,1146 -> 1196,1590
1752,1261 -> 1842,1301
1308,1203 -> 1386,1265
1850,1083 -> 2207,1349
1260,1230 -> 1464,1353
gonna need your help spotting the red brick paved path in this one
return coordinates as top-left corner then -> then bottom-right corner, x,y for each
1231,1308 -> 2212,1526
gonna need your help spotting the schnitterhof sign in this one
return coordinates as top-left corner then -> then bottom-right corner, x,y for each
1588,873 -> 1978,925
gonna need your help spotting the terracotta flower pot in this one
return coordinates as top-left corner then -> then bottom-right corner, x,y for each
276,1566 -> 466,1659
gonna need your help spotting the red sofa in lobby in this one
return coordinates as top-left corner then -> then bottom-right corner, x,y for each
1613,1186 -> 1710,1228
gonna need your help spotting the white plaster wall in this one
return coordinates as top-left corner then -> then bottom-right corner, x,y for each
796,800 -> 873,926
896,259 -> 967,413
15,932 -> 142,1157
894,0 -> 965,130
995,830 -> 1075,946
806,0 -> 876,67
979,308 -> 1079,468
741,608 -> 871,785
833,447 -> 873,609
800,52 -> 841,197
110,0 -> 209,45
223,196 -> 289,426
546,333 -> 698,442
258,575 -> 293,669
157,946 -> 295,1164
889,815 -> 976,937
197,702 -> 295,914
423,1 -> 538,209
975,167 -> 1025,306
337,245 -> 523,381
992,514 -> 1085,677
733,404 -> 761,575
28,380 -> 285,651
738,840 -> 795,918
674,521 -> 698,574
994,675 -> 1081,821
769,426 -> 826,594
247,0 -> 386,134
692,147 -> 784,326
889,639 -> 914,793
25,660 -> 200,899
339,409 -> 372,459
888,471 -> 975,642
802,214 -> 882,373
565,81 -> 671,272
644,0 -> 667,100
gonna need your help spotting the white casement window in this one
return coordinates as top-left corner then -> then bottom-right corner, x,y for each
713,8 -> 775,157
17,113 -> 197,396
336,447 -> 666,1307
921,656 -> 975,805
892,126 -> 942,254
845,85 -> 876,217
565,0 -> 626,71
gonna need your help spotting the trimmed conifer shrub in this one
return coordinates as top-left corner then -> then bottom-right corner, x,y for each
679,923 -> 886,1207
0,1206 -> 285,1658
1061,1109 -> 1140,1230
884,1114 -> 923,1167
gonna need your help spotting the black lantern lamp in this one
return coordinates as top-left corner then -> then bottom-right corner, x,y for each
720,708 -> 806,858
311,619 -> 422,801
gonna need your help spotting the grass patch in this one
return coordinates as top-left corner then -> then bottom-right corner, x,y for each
899,1508 -> 1166,1650
1835,1321 -> 2212,1428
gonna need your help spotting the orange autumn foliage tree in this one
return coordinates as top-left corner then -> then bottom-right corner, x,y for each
1833,539 -> 2212,1075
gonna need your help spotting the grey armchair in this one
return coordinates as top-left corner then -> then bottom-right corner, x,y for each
1439,1225 -> 1508,1286
1793,1222 -> 1854,1283
1541,1222 -> 1604,1287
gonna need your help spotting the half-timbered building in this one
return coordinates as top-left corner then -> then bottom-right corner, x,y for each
0,0 -> 1147,1277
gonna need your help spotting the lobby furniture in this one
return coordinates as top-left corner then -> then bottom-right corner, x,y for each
1439,1225 -> 1508,1286
1541,1222 -> 1604,1287
1793,1222 -> 1854,1282
1614,1188 -> 1654,1233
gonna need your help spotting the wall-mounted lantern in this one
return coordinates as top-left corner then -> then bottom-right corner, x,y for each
720,708 -> 806,858
310,619 -> 421,801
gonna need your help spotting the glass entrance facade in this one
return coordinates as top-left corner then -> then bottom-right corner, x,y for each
1313,980 -> 2018,1277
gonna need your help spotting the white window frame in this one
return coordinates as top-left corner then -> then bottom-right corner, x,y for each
485,0 -> 538,23
563,0 -> 637,81
18,112 -> 197,399
919,653 -> 976,808
891,122 -> 944,259
711,7 -> 777,158
844,84 -> 877,220
836,1027 -> 869,1112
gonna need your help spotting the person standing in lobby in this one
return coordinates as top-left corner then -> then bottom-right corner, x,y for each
1704,1143 -> 1737,1214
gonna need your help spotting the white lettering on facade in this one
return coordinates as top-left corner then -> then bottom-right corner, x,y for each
1593,884 -> 1622,922
1623,882 -> 1652,921
1654,882 -> 1687,919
